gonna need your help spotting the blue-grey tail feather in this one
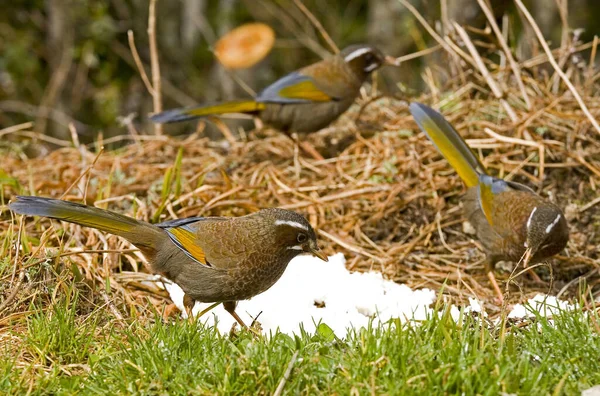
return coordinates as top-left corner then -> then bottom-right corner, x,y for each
150,109 -> 197,124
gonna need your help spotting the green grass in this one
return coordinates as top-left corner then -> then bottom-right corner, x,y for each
1,291 -> 599,395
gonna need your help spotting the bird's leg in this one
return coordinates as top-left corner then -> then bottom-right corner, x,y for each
223,301 -> 262,337
485,259 -> 504,303
298,140 -> 324,161
253,116 -> 264,132
222,301 -> 248,328
182,294 -> 220,321
525,267 -> 544,283
183,294 -> 195,320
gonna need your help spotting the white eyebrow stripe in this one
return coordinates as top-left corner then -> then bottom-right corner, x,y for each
344,47 -> 372,62
274,219 -> 309,231
545,214 -> 562,234
526,207 -> 537,230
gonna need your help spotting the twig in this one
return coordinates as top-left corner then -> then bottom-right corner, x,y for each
514,0 -> 600,135
391,45 -> 442,65
208,117 -> 238,145
482,127 -> 544,181
273,350 -> 299,396
101,291 -> 124,321
319,230 -> 384,263
0,122 -> 34,137
127,30 -> 155,96
112,40 -> 196,105
291,0 -> 339,54
280,186 -> 390,210
0,219 -> 24,314
397,0 -> 455,56
572,149 -> 600,179
586,35 -> 598,87
579,196 -> 600,213
453,23 -> 518,123
59,147 -> 105,200
476,0 -> 531,110
35,44 -> 73,136
148,0 -> 163,135
436,212 -> 457,254
522,41 -> 595,69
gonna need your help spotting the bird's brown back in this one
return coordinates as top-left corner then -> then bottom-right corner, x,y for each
259,55 -> 364,133
464,188 -> 566,265
155,215 -> 300,302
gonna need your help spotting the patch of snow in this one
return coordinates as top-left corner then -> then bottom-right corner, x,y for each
582,385 -> 600,396
162,253 -> 577,337
165,253 -> 435,337
508,294 -> 575,319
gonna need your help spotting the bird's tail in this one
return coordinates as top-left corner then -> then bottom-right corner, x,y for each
409,102 -> 487,188
150,100 -> 266,124
9,196 -> 164,252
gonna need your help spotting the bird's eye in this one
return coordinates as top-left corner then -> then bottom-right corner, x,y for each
297,233 -> 308,243
364,53 -> 373,63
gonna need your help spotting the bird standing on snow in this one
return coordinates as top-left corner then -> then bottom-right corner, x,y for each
9,196 -> 328,328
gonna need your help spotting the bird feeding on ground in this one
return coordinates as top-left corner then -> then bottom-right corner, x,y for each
9,196 -> 328,328
151,44 -> 396,134
409,103 -> 569,302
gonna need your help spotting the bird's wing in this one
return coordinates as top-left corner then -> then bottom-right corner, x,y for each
256,71 -> 336,104
157,217 -> 226,269
504,180 -> 536,194
156,217 -> 212,228
477,174 -> 513,226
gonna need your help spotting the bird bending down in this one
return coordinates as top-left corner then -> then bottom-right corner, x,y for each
409,103 -> 569,302
9,196 -> 328,328
151,44 -> 395,134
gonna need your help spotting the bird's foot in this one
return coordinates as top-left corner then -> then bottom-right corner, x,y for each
223,301 -> 262,338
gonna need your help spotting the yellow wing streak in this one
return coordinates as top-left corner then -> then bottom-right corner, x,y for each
167,227 -> 208,266
477,182 -> 495,226
278,80 -> 332,102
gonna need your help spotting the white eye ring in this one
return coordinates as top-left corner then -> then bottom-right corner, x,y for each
297,233 -> 307,243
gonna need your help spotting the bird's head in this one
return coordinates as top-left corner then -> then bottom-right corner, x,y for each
257,208 -> 328,262
523,204 -> 569,262
341,44 -> 393,77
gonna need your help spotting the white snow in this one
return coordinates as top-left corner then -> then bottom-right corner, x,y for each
582,385 -> 600,396
164,253 -> 435,337
508,294 -> 575,319
162,253 -> 579,337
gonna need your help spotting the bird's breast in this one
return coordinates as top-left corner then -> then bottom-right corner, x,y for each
223,250 -> 296,300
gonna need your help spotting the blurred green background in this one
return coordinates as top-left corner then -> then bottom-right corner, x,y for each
1,0 -> 599,141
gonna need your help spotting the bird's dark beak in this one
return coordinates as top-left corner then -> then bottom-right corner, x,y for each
309,247 -> 328,262
385,55 -> 399,66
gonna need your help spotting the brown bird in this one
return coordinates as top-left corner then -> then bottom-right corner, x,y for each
9,196 -> 328,327
410,103 -> 569,301
151,44 -> 395,133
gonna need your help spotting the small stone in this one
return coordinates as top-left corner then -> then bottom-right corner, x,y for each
463,221 -> 476,235
495,260 -> 514,273
563,203 -> 579,222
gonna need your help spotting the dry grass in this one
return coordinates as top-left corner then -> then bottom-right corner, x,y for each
1,13 -> 600,327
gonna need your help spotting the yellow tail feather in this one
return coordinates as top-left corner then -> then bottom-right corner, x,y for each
409,103 -> 486,188
151,100 -> 265,124
9,196 -> 162,249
